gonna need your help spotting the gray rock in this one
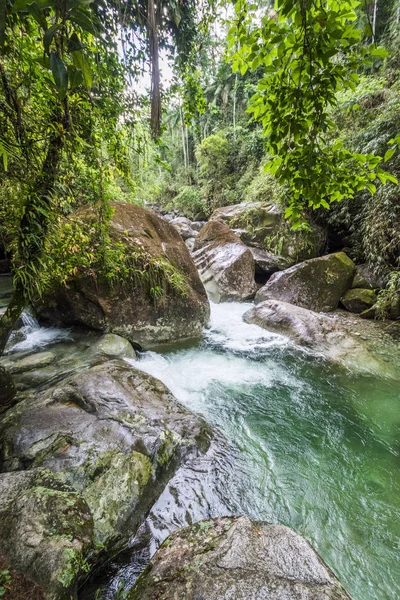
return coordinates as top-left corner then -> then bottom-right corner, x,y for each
0,468 -> 93,600
170,217 -> 198,241
244,300 -> 400,378
352,264 -> 386,290
0,360 -> 211,553
9,351 -> 55,374
185,237 -> 196,252
210,202 -> 326,260
192,220 -> 257,303
128,516 -> 352,600
249,247 -> 293,275
93,333 -> 136,359
191,221 -> 206,232
256,252 -> 356,312
341,288 -> 377,314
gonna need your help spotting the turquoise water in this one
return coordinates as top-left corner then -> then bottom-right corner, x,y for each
137,302 -> 400,600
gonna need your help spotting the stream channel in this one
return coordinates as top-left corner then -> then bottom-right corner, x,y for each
1,275 -> 399,600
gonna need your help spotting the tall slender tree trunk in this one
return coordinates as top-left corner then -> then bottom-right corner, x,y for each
148,0 -> 161,137
233,72 -> 238,140
180,106 -> 187,168
372,0 -> 378,43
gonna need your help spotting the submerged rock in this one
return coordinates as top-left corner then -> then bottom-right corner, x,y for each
0,468 -> 93,600
36,203 -> 210,350
210,202 -> 326,260
128,516 -> 352,600
341,288 -> 377,314
256,252 -> 356,312
192,220 -> 257,303
0,360 -> 211,594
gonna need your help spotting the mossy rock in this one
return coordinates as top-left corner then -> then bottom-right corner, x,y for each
0,365 -> 16,412
341,288 -> 377,314
128,516 -> 353,600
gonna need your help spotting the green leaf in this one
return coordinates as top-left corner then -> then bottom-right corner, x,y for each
68,64 -> 84,89
370,47 -> 389,59
26,1 -> 47,29
69,9 -> 98,35
384,148 -> 395,162
50,52 -> 68,99
71,49 -> 92,88
68,32 -> 85,53
44,23 -> 60,53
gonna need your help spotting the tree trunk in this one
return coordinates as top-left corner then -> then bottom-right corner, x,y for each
0,285 -> 25,355
148,0 -> 161,138
372,0 -> 378,43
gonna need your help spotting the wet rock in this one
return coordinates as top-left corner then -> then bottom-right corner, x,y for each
352,264 -> 386,290
191,221 -> 206,232
9,351 -> 55,374
244,300 -> 400,378
192,220 -> 257,303
0,468 -> 94,600
210,202 -> 326,260
128,516 -> 352,600
249,247 -> 293,275
341,288 -> 377,314
170,217 -> 198,241
93,333 -> 136,359
36,203 -> 209,350
0,359 -> 211,554
0,365 -> 16,411
256,252 -> 356,312
185,237 -> 196,252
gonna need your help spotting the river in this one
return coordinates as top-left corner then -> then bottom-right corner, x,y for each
1,285 -> 399,600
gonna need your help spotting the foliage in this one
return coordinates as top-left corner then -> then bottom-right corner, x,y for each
228,0 -> 398,228
375,271 -> 400,319
0,569 -> 11,598
171,186 -> 207,219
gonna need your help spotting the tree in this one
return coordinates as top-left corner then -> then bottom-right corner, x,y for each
227,0 -> 398,228
0,0 -> 214,354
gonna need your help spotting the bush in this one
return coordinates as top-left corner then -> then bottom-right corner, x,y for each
172,186 -> 207,219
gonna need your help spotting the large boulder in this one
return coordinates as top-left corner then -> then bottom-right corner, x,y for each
192,220 -> 257,303
210,202 -> 326,260
255,252 -> 356,312
249,247 -> 293,275
0,469 -> 93,600
0,360 -> 211,594
341,288 -> 377,314
243,300 -> 400,378
128,516 -> 353,600
36,203 -> 210,350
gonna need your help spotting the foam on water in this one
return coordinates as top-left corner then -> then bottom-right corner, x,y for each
7,310 -> 72,352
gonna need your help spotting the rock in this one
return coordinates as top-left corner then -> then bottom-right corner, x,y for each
0,359 -> 211,554
255,252 -> 356,312
244,300 -> 400,378
210,202 -> 326,260
0,365 -> 16,411
249,247 -> 293,275
9,351 -> 55,374
128,516 -> 352,600
341,288 -> 377,314
352,264 -> 386,290
185,237 -> 196,252
191,221 -> 206,232
192,220 -> 257,303
170,217 -> 198,241
0,468 -> 94,600
36,203 -> 210,350
93,333 -> 136,359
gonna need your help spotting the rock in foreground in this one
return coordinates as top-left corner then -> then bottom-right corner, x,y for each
256,252 -> 356,312
37,203 -> 210,349
128,516 -> 352,600
192,220 -> 257,302
0,359 -> 211,597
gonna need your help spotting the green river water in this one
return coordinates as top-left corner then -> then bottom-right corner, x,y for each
135,301 -> 400,600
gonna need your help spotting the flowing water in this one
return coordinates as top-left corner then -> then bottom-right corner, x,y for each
132,302 -> 400,600
1,277 -> 399,600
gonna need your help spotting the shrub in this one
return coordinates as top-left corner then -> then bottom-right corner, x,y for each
172,186 -> 207,219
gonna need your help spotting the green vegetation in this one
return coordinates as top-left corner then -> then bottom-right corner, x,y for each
1,0 -> 399,349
